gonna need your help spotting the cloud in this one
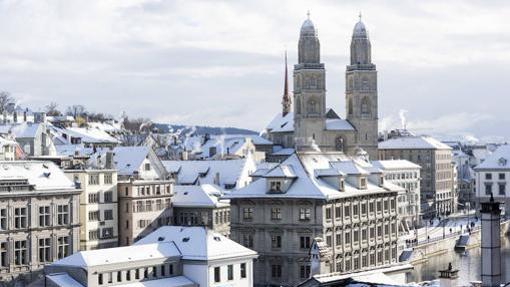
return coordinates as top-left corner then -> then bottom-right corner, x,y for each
0,0 -> 509,137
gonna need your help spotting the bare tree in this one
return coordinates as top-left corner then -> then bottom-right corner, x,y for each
66,105 -> 86,118
0,91 -> 14,114
45,102 -> 61,116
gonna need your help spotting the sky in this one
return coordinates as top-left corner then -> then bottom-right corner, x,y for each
1,0 -> 510,142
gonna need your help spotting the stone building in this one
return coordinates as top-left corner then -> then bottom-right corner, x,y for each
0,161 -> 81,284
372,160 -> 421,232
225,151 -> 399,286
173,184 -> 230,236
63,155 -> 119,250
265,14 -> 379,159
45,226 -> 258,287
474,144 -> 510,214
379,136 -> 456,217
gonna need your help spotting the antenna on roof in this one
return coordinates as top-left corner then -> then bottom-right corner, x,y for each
358,11 -> 362,22
307,10 -> 310,20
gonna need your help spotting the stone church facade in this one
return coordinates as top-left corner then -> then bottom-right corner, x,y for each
265,15 -> 378,159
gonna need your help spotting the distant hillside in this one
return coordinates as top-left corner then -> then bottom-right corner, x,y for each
153,123 -> 258,135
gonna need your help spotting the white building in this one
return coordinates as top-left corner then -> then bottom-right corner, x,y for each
474,144 -> 510,214
64,155 -> 119,250
0,136 -> 18,160
45,226 -> 258,287
372,160 -> 421,231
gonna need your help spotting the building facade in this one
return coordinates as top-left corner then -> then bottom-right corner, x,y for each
45,226 -> 258,287
373,160 -> 421,232
379,136 -> 457,217
225,152 -> 399,286
0,161 -> 81,284
64,167 -> 119,250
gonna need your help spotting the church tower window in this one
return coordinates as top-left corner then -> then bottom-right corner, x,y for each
361,97 -> 370,116
296,97 -> 301,114
348,98 -> 353,115
307,99 -> 318,114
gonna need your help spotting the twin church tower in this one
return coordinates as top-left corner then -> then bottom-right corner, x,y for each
267,13 -> 378,159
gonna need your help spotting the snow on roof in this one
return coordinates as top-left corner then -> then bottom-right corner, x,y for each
0,135 -> 17,147
224,134 -> 272,145
163,158 -> 255,187
272,147 -> 295,156
0,122 -> 41,138
46,273 -> 84,287
0,161 -> 76,190
109,146 -> 150,176
266,111 -> 354,133
199,136 -> 249,158
266,112 -> 294,133
379,136 -> 452,150
475,144 -> 510,170
264,164 -> 297,178
114,276 -> 196,287
52,242 -> 180,268
134,226 -> 257,261
325,118 -> 355,131
372,160 -> 421,170
173,184 -> 229,208
330,161 -> 369,175
64,127 -> 120,144
55,144 -> 93,157
225,152 -> 396,200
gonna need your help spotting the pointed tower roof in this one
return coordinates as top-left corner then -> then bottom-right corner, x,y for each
300,11 -> 316,36
282,50 -> 291,116
353,12 -> 368,38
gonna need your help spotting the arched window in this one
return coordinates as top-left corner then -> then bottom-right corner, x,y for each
335,136 -> 344,151
361,97 -> 370,116
348,98 -> 353,115
296,97 -> 301,114
307,99 -> 318,114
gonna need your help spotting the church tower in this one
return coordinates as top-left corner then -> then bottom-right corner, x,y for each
345,15 -> 378,158
294,13 -> 327,150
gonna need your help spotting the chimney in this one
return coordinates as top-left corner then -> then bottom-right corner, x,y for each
213,172 -> 220,186
23,109 -> 27,122
438,262 -> 459,287
181,150 -> 188,161
481,195 -> 501,287
105,151 -> 114,169
13,112 -> 17,123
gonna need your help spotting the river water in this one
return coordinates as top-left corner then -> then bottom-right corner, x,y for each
406,235 -> 510,285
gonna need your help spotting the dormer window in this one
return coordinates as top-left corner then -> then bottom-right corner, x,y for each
270,181 -> 282,192
360,177 -> 367,189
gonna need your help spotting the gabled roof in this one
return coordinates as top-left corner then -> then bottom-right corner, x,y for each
0,161 -> 75,191
0,123 -> 41,138
173,184 -> 229,208
264,164 -> 297,178
163,158 -> 256,187
51,242 -> 180,268
475,144 -> 510,170
224,152 -> 396,200
134,226 -> 257,261
379,136 -> 452,150
265,110 -> 355,133
63,127 -> 120,144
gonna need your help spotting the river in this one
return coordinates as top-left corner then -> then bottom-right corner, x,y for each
406,235 -> 510,285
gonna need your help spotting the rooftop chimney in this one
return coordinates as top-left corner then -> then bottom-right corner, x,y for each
438,262 -> 459,287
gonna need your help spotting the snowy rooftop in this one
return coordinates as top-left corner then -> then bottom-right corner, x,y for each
0,122 -> 41,138
173,184 -> 229,208
0,135 -> 17,147
134,226 -> 257,261
266,111 -> 354,133
0,161 -> 76,191
62,127 -> 120,144
163,158 -> 255,187
372,160 -> 421,170
51,242 -> 180,268
475,144 -> 510,170
379,136 -> 452,150
46,273 -> 196,287
225,152 -> 397,200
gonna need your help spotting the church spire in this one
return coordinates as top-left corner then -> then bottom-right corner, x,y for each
282,50 -> 291,116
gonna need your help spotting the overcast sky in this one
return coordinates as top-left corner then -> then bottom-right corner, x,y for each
1,0 -> 509,141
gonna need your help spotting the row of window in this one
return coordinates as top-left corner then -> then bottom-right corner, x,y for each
385,172 -> 419,180
0,236 -> 70,268
131,199 -> 171,213
271,264 -> 310,279
88,173 -> 113,185
98,264 -> 174,285
89,227 -> 115,240
485,173 -> 506,181
0,205 -> 69,231
88,191 -> 114,203
127,184 -> 171,197
213,263 -> 247,283
88,209 -> 114,221
485,182 -> 506,196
